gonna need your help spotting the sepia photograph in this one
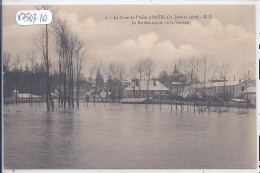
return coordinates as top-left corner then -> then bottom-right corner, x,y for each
2,4 -> 257,169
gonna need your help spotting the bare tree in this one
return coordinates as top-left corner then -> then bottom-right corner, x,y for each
107,62 -> 118,102
34,26 -> 53,111
135,59 -> 145,98
193,57 -> 201,112
3,52 -> 12,100
129,66 -> 138,97
143,57 -> 155,101
75,39 -> 84,107
91,61 -> 105,105
201,55 -> 216,99
27,49 -> 37,105
14,53 -> 23,70
54,19 -> 70,109
117,64 -> 126,101
239,64 -> 251,81
33,5 -> 58,111
3,52 -> 11,72
186,57 -> 195,99
177,57 -> 189,111
67,34 -> 78,108
208,59 -> 218,110
219,62 -> 230,101
13,53 -> 23,104
55,34 -> 63,106
106,62 -> 125,102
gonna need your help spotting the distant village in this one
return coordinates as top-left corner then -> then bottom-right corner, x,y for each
3,56 -> 256,109
84,64 -> 255,107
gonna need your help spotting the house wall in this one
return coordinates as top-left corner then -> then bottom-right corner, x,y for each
233,82 -> 255,98
123,90 -> 170,100
197,81 -> 255,99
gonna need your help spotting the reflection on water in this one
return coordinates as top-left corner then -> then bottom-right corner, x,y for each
4,103 -> 256,169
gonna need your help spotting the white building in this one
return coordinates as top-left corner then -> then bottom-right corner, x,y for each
192,79 -> 255,99
124,79 -> 171,100
242,86 -> 256,104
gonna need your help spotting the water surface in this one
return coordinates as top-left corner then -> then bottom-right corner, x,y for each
4,103 -> 257,169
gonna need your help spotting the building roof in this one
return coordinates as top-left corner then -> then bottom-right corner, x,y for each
194,80 -> 255,88
121,98 -> 147,103
17,93 -> 41,98
124,80 -> 170,91
205,81 -> 240,87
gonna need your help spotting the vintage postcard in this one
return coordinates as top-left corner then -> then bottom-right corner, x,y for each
2,3 -> 257,170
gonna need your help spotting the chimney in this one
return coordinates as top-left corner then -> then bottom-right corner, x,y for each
248,70 -> 251,80
136,79 -> 139,87
153,79 -> 156,86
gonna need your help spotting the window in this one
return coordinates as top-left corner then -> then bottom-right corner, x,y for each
151,91 -> 155,94
233,86 -> 234,92
241,86 -> 244,91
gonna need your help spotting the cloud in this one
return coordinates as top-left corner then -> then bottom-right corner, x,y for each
2,7 -> 255,79
96,32 -> 200,76
3,23 -> 42,66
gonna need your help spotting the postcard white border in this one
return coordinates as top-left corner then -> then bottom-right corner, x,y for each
2,0 -> 260,173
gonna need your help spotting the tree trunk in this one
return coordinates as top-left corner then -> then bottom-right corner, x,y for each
139,72 -> 141,98
45,25 -> 50,111
112,79 -> 115,102
77,75 -> 79,107
76,57 -> 80,107
58,54 -> 61,106
30,72 -> 33,105
71,55 -> 74,108
63,71 -> 66,109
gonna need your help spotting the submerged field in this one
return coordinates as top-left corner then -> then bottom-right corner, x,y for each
4,103 -> 257,169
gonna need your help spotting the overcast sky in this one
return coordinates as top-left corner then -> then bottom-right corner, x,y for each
2,5 -> 256,80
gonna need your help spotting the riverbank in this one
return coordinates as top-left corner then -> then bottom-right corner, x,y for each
4,97 -> 255,109
85,99 -> 255,109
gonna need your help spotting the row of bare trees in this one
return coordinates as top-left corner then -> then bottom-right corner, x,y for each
84,58 -> 156,105
175,56 -> 230,101
53,19 -> 84,109
130,58 -> 155,99
4,7 -> 85,111
87,61 -> 126,103
32,6 -> 85,111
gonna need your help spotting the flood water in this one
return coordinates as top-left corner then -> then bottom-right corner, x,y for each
4,103 -> 257,169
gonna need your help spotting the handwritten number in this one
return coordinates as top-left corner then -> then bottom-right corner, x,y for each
42,15 -> 47,22
17,11 -> 48,24
22,13 -> 26,21
17,12 -> 22,21
39,14 -> 47,22
33,14 -> 36,23
40,14 -> 42,22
